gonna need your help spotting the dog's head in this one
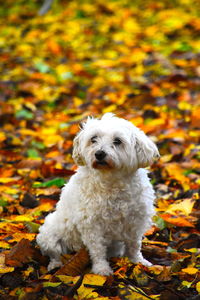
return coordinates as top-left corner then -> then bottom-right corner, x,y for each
73,113 -> 159,172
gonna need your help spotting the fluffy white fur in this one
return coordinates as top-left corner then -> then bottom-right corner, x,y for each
37,113 -> 159,275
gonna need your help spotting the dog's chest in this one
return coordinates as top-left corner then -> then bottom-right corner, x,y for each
81,182 -> 138,223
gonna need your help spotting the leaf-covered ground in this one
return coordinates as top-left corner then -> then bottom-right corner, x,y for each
0,0 -> 200,299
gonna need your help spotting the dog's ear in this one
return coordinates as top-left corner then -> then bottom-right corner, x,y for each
135,130 -> 160,168
72,132 -> 85,166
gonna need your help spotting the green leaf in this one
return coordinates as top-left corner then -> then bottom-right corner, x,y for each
31,140 -> 45,150
59,71 -> 73,81
153,215 -> 167,230
0,199 -> 8,207
33,178 -> 65,188
27,149 -> 40,158
76,9 -> 86,18
176,41 -> 193,52
43,282 -> 61,288
15,109 -> 34,120
25,221 -> 40,233
35,61 -> 50,73
166,246 -> 177,254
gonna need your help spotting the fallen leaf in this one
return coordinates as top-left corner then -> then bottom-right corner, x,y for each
77,274 -> 107,299
0,254 -> 14,274
160,213 -> 195,227
5,239 -> 35,267
196,281 -> 200,293
55,248 -> 90,276
166,198 -> 195,216
181,267 -> 199,275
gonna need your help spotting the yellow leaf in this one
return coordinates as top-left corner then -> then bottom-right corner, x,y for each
33,202 -> 54,214
181,267 -> 199,275
0,177 -> 19,183
184,248 -> 198,253
23,266 -> 34,277
182,280 -> 193,288
160,128 -> 188,140
132,265 -> 149,285
166,199 -> 195,216
0,241 -> 10,249
8,233 -> 36,242
189,130 -> 200,138
103,104 -> 117,113
77,274 -> 106,299
74,97 -> 83,107
9,215 -> 34,222
165,163 -> 190,190
131,117 -> 143,127
3,186 -> 20,195
123,18 -> 140,34
196,282 -> 200,294
56,275 -> 78,284
0,132 -> 6,142
178,101 -> 192,110
0,254 -> 14,274
160,154 -> 173,163
19,129 -> 38,137
149,265 -> 165,275
119,283 -> 150,300
0,222 -> 24,232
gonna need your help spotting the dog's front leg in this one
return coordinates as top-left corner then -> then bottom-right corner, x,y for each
125,237 -> 152,267
81,229 -> 113,276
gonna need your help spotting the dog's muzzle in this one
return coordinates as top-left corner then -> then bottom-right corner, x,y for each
93,150 -> 110,169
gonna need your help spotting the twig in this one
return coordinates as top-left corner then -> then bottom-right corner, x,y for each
64,274 -> 84,297
38,0 -> 54,15
117,273 -> 155,300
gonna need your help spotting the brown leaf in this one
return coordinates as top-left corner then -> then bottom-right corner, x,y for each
55,248 -> 90,276
5,239 -> 34,267
20,192 -> 39,208
16,159 -> 42,169
156,266 -> 172,282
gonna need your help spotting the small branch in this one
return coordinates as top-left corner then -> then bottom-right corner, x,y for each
38,0 -> 54,16
117,273 -> 155,300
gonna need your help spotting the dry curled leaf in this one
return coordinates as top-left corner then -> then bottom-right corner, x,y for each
5,239 -> 35,267
55,248 -> 90,276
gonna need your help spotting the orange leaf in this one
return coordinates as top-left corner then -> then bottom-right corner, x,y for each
160,213 -> 194,227
47,39 -> 62,55
181,267 -> 199,275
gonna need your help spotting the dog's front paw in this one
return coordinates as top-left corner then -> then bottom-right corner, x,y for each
92,261 -> 113,276
139,257 -> 152,267
129,254 -> 152,267
48,259 -> 63,271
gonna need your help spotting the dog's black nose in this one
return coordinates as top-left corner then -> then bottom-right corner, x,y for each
95,150 -> 106,161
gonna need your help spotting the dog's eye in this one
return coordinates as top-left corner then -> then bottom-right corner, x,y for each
113,138 -> 122,145
91,136 -> 97,143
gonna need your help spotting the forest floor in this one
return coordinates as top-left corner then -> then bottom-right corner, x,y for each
0,0 -> 200,299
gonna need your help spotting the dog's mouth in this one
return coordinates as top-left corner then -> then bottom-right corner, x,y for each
92,160 -> 112,170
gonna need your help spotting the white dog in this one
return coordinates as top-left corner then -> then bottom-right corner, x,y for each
37,113 -> 159,275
